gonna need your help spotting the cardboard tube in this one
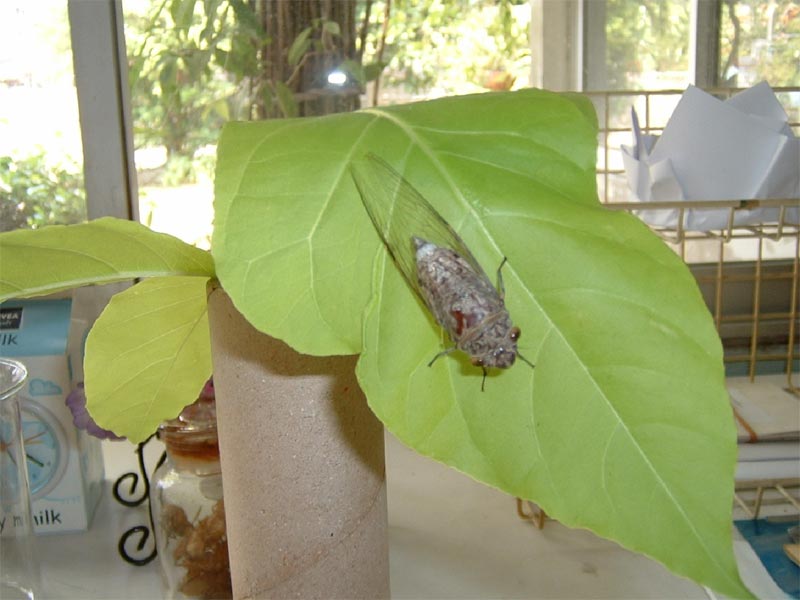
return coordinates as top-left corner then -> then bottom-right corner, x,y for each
208,288 -> 390,599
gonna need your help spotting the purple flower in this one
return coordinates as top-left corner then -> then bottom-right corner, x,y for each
65,383 -> 125,441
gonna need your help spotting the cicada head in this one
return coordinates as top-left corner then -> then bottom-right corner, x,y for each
469,326 -> 521,370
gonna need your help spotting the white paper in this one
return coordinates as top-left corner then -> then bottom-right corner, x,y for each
621,82 -> 800,230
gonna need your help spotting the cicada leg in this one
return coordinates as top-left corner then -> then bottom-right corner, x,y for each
427,346 -> 457,367
496,257 -> 509,300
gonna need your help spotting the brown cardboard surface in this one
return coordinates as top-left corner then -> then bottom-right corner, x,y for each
208,288 -> 390,599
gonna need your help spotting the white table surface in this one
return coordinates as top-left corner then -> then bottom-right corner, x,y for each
34,433 -> 784,599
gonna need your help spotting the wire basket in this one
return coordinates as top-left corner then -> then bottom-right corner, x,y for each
586,86 -> 799,389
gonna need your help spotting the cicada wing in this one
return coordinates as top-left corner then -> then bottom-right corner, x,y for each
350,153 -> 486,297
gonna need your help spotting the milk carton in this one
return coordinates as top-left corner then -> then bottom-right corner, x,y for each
0,296 -> 104,534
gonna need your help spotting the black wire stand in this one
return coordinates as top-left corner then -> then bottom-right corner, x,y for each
113,433 -> 167,566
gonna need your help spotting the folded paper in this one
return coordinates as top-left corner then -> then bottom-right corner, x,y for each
622,82 -> 799,230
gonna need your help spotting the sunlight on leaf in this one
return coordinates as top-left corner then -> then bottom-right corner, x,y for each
85,276 -> 212,443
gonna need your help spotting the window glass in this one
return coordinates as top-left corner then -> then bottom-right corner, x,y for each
123,0 -> 226,249
364,1 -> 531,103
0,1 -> 86,232
121,0 -> 531,248
604,0 -> 692,90
719,0 -> 800,87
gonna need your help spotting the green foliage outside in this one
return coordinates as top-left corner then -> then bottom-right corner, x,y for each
121,0 -> 797,190
123,0 -> 531,184
604,0 -> 691,89
126,0 -> 243,166
719,0 -> 800,87
362,0 -> 530,94
604,0 -> 800,90
0,153 -> 85,232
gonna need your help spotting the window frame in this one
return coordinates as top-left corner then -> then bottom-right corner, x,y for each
532,0 -> 723,92
68,0 -> 138,221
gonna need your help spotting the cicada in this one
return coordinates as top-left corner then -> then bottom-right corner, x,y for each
350,153 -> 533,389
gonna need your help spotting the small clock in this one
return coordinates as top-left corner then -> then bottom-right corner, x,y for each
19,398 -> 69,500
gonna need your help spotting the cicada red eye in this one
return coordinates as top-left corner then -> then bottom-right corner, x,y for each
510,327 -> 521,341
471,357 -> 484,367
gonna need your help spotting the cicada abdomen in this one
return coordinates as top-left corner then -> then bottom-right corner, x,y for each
350,153 -> 533,387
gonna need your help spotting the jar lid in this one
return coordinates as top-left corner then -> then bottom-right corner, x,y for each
158,380 -> 220,463
160,380 -> 217,435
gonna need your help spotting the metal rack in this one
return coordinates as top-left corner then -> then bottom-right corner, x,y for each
586,87 -> 799,389
605,198 -> 799,388
734,478 -> 800,520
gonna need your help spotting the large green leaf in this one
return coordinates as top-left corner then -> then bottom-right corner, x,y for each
85,276 -> 212,442
213,89 -> 595,355
0,217 -> 214,302
213,89 -> 747,596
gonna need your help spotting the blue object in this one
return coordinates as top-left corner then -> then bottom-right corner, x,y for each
735,518 -> 800,598
0,299 -> 72,356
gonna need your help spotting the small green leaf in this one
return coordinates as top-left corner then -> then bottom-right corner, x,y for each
230,0 -> 264,39
273,80 -> 298,118
287,27 -> 312,66
362,61 -> 386,82
339,59 -> 366,85
85,276 -> 211,443
159,55 -> 179,95
0,217 -> 215,302
169,0 -> 195,31
228,35 -> 260,77
212,98 -> 230,121
199,0 -> 218,42
213,47 -> 229,68
322,20 -> 341,37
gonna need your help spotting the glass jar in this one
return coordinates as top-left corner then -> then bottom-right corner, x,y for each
151,389 -> 232,600
0,358 -> 41,600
